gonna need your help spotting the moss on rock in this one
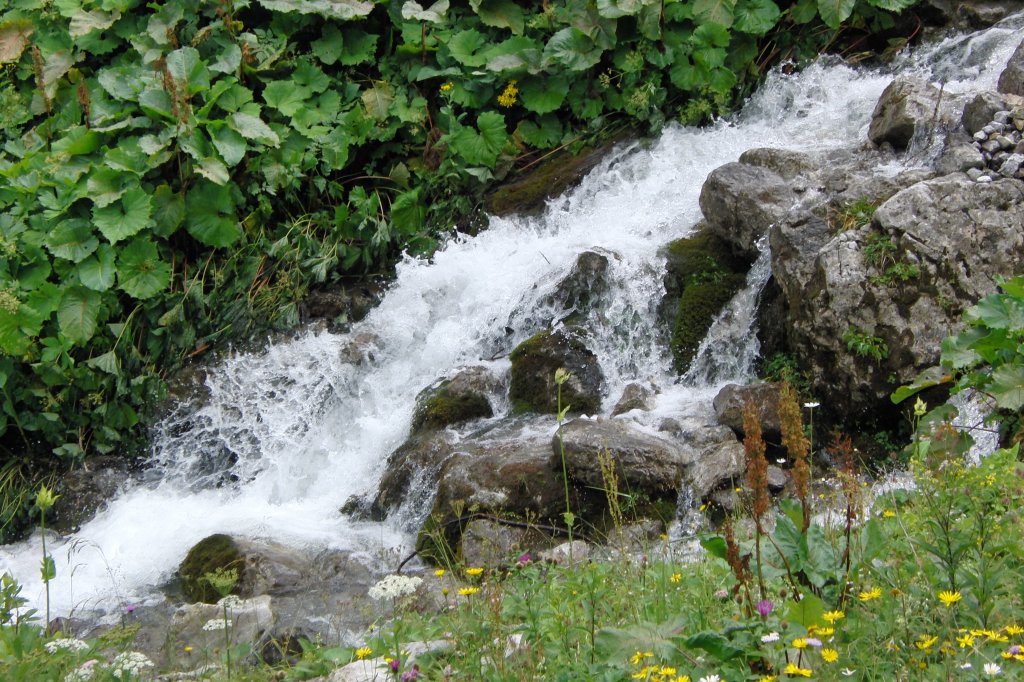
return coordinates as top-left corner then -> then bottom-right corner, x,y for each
412,389 -> 493,433
179,534 -> 243,604
672,275 -> 748,371
509,329 -> 603,414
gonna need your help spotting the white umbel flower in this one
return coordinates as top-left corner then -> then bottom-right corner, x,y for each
110,651 -> 154,676
984,663 -> 1002,676
761,632 -> 780,643
368,574 -> 423,600
202,618 -> 233,631
64,659 -> 99,682
45,638 -> 89,653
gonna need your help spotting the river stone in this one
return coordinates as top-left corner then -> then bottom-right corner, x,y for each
165,595 -> 275,661
687,440 -> 746,501
611,382 -> 655,416
712,382 -> 785,441
179,534 -> 245,603
545,250 -> 611,322
738,148 -> 816,181
302,281 -> 383,331
508,329 -> 604,415
998,39 -> 1024,97
50,457 -> 133,534
410,366 -> 498,434
961,92 -> 1008,134
867,77 -> 947,150
935,134 -> 985,174
460,518 -> 551,569
327,640 -> 453,682
699,161 -> 796,259
338,332 -> 383,365
553,417 -> 687,495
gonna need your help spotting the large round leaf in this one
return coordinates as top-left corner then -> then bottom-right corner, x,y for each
734,0 -> 781,35
58,286 -> 102,345
46,219 -> 98,262
519,75 -> 569,114
77,243 -> 116,291
117,237 -> 171,299
93,187 -> 153,244
185,180 -> 240,247
543,28 -> 602,72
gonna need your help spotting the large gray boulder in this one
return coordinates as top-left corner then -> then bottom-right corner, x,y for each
998,39 -> 1024,96
867,77 -> 951,150
713,382 -> 785,441
508,329 -> 604,415
410,365 -> 499,434
699,161 -> 797,259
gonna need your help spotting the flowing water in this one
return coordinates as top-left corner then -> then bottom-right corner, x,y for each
2,16 -> 1022,622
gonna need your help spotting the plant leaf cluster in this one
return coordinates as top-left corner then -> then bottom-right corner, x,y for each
0,0 -> 922,481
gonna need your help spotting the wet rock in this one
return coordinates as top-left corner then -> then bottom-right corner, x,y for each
687,440 -> 745,501
508,329 -> 604,415
460,519 -> 551,569
179,534 -> 245,603
338,332 -> 383,366
302,282 -> 384,331
998,39 -> 1024,97
611,382 -> 655,416
962,92 -> 1009,134
699,162 -> 796,259
545,250 -> 612,322
165,596 -> 275,661
867,77 -> 949,150
50,457 -> 133,534
410,366 -> 498,434
712,382 -> 785,441
554,418 -> 687,496
935,134 -> 985,174
538,541 -> 590,566
738,148 -> 816,181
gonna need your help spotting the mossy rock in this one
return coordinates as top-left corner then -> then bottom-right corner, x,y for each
509,329 -> 603,414
179,534 -> 244,604
412,389 -> 493,432
662,229 -> 750,305
672,274 -> 748,372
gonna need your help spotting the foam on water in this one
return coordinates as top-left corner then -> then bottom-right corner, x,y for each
2,16 -> 1022,621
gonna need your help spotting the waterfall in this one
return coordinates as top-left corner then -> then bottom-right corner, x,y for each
2,15 -> 1022,622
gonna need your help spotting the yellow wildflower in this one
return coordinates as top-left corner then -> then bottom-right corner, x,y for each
355,646 -> 372,660
882,509 -> 896,518
439,81 -> 454,92
434,568 -> 446,577
792,638 -> 808,649
497,80 -> 519,107
1006,625 -> 1024,635
937,590 -> 961,607
458,587 -> 480,597
858,587 -> 882,602
822,648 -> 839,663
783,662 -> 813,677
466,567 -> 484,577
916,635 -> 938,650
670,573 -> 682,584
957,634 -> 975,648
630,650 -> 654,665
822,610 -> 845,624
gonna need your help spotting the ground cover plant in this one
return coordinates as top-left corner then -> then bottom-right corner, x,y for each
0,0 -> 927,540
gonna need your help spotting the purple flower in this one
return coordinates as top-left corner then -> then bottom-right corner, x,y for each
518,553 -> 531,565
756,600 -> 774,618
805,637 -> 823,648
389,658 -> 400,672
714,589 -> 730,601
401,665 -> 421,681
124,604 -> 137,615
1010,645 -> 1022,655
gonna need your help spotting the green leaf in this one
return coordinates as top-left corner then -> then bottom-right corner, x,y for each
784,593 -> 826,629
515,114 -> 562,149
470,0 -> 525,34
340,29 -> 378,65
252,0 -> 373,20
57,286 -> 101,344
693,0 -> 736,27
195,156 -> 230,185
390,187 -> 425,236
41,556 -> 56,582
117,237 -> 171,299
211,125 -> 247,167
817,0 -> 856,28
87,168 -> 134,208
543,28 -> 602,71
596,0 -> 654,18
966,294 -> 1024,332
151,185 -> 185,238
447,112 -> 507,167
312,25 -> 343,65
361,82 -> 394,120
46,220 -> 98,262
519,75 -> 569,114
891,365 -> 953,404
734,0 -> 781,34
92,187 -> 152,244
209,43 -> 241,75
991,365 -> 1024,410
229,112 -> 280,146
402,0 -> 449,23
86,350 -> 120,375
185,181 -> 240,248
595,617 -> 688,663
263,80 -> 310,116
77,243 -> 116,291
699,534 -> 728,560
447,29 -> 487,67
166,47 -> 210,95
0,20 -> 34,64
693,22 -> 732,47
683,631 -> 745,661
867,0 -> 915,10
293,60 -> 331,94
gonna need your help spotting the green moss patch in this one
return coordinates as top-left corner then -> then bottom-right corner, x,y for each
178,534 -> 243,604
412,390 -> 493,432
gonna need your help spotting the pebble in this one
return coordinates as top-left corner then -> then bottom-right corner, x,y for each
995,111 -> 1011,124
982,124 -> 996,135
982,139 -> 1001,153
967,167 -> 984,180
998,154 -> 1024,176
977,175 -> 994,183
998,135 -> 1015,150
973,130 -> 988,142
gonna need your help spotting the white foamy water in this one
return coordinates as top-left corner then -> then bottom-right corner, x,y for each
2,15 -> 1022,621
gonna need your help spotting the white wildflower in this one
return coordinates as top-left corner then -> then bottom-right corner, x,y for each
840,669 -> 857,677
218,595 -> 243,609
368,574 -> 423,601
803,402 -> 820,408
961,663 -> 973,669
202,618 -> 232,631
45,638 -> 89,653
984,663 -> 1002,676
110,651 -> 154,676
699,676 -> 721,682
761,631 -> 780,643
64,659 -> 99,682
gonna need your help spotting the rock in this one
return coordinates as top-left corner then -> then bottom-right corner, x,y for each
611,382 -> 655,416
165,595 -> 275,661
410,366 -> 498,433
962,92 -> 1009,134
371,430 -> 454,519
338,332 -> 383,366
554,418 -> 688,496
601,519 -> 665,553
50,457 -> 133,534
661,228 -> 751,373
712,383 -> 785,441
738,148 -> 816,181
935,134 -> 985,174
867,77 -> 948,150
998,39 -> 1024,97
179,534 -> 245,603
508,329 -> 604,415
460,519 -> 551,569
301,282 -> 383,331
926,0 -> 1020,29
687,440 -> 745,500
998,153 -> 1024,176
699,162 -> 796,259
538,541 -> 590,566
767,465 -> 788,492
545,250 -> 612,322
328,640 -> 452,682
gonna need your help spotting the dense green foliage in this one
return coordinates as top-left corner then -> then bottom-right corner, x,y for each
0,0 -> 923,485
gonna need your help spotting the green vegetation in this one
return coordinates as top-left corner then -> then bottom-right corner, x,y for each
829,197 -> 878,233
862,232 -> 919,286
843,328 -> 888,364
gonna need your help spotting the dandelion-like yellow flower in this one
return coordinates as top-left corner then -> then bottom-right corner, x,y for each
439,81 -> 454,92
434,568 -> 446,577
497,80 -> 519,108
916,635 -> 938,650
630,650 -> 654,665
822,648 -> 839,663
987,632 -> 1010,643
822,610 -> 845,624
184,646 -> 193,654
792,638 -> 808,649
355,646 -> 372,660
809,626 -> 834,638
882,510 -> 896,518
670,573 -> 682,584
1005,625 -> 1024,636
937,590 -> 962,607
458,587 -> 480,597
957,634 -> 975,648
466,567 -> 484,577
759,676 -> 777,682
858,587 -> 882,602
783,662 -> 813,677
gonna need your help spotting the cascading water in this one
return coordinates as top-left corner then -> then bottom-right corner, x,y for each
2,15 -> 1022,623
